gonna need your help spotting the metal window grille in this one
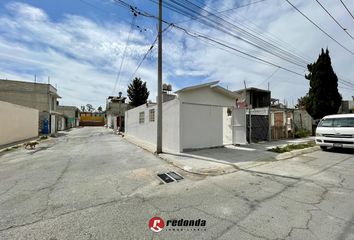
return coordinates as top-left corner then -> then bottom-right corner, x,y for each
149,109 -> 155,122
139,111 -> 145,124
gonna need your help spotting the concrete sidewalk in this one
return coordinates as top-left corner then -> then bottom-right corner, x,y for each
123,134 -> 318,176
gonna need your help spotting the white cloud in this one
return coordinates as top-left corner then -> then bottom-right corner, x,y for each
0,2 -> 158,108
1,0 -> 354,110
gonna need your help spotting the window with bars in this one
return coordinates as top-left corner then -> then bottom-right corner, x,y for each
149,109 -> 155,122
139,111 -> 145,124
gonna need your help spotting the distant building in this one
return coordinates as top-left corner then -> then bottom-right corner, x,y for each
0,79 -> 61,134
57,106 -> 80,128
79,112 -> 105,126
106,93 -> 129,131
338,100 -> 354,114
234,87 -> 271,108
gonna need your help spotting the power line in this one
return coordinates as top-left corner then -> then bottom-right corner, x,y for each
112,15 -> 137,95
128,24 -> 173,82
314,0 -> 354,40
256,67 -> 280,87
113,0 -> 305,76
340,0 -> 354,22
175,0 -> 268,24
173,25 -> 304,76
171,0 -> 312,64
146,0 -> 309,68
113,0 -> 354,88
338,77 -> 354,88
285,0 -> 354,55
128,37 -> 157,81
163,0 -> 309,67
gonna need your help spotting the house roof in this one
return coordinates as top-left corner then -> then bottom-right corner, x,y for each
175,81 -> 219,93
175,81 -> 236,98
57,105 -> 79,110
234,87 -> 270,94
210,85 -> 237,98
0,79 -> 58,91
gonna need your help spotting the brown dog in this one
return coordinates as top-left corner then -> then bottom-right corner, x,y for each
24,141 -> 39,149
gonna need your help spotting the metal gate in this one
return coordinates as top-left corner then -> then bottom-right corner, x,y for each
247,114 -> 269,142
232,108 -> 247,145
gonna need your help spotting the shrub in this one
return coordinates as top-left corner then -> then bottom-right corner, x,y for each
295,128 -> 311,138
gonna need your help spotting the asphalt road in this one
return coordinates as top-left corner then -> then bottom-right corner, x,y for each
0,127 -> 353,240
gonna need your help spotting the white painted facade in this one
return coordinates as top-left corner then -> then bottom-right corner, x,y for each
0,100 -> 39,146
125,100 -> 180,152
125,82 -> 246,152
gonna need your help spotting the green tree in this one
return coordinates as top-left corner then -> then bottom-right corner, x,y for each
127,77 -> 150,107
97,106 -> 103,113
86,104 -> 95,112
295,94 -> 309,109
305,48 -> 342,119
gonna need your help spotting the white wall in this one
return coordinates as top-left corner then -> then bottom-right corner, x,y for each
0,100 -> 39,146
125,99 -> 180,152
223,108 -> 232,145
180,103 -> 224,151
178,86 -> 235,106
125,86 -> 239,152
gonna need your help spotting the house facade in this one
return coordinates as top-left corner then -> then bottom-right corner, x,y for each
106,95 -> 129,131
0,79 -> 61,134
0,100 -> 39,147
57,105 -> 80,129
234,87 -> 271,142
125,81 -> 247,152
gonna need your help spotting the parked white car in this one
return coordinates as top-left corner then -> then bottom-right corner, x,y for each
316,114 -> 354,150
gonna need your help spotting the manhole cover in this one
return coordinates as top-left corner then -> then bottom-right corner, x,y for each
157,171 -> 184,184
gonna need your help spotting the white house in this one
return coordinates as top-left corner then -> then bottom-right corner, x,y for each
125,81 -> 247,153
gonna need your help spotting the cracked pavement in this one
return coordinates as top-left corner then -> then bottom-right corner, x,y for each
0,127 -> 354,239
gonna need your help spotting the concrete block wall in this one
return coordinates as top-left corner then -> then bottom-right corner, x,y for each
0,101 -> 39,146
0,80 -> 52,112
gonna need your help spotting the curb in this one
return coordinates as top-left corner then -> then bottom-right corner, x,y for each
122,135 -> 240,176
158,154 -> 239,176
276,146 -> 320,160
123,135 -> 319,176
0,136 -> 53,154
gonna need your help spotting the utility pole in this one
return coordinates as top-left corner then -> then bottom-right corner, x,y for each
156,0 -> 163,153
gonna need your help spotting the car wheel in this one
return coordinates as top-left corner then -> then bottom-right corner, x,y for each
320,146 -> 327,151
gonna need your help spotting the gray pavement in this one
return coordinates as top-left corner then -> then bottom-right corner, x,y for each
0,127 -> 353,240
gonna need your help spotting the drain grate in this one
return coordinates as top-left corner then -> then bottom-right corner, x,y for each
166,171 -> 184,181
157,171 -> 184,184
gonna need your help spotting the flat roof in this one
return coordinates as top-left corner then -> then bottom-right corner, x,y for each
175,81 -> 219,93
0,79 -> 57,91
234,87 -> 270,94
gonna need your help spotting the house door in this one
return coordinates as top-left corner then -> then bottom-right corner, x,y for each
232,108 -> 247,145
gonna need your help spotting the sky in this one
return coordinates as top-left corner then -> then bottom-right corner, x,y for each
0,0 -> 354,109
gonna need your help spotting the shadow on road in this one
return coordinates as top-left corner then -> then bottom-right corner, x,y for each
324,148 -> 354,155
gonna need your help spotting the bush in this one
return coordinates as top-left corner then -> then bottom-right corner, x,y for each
268,142 -> 315,153
295,128 -> 311,138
